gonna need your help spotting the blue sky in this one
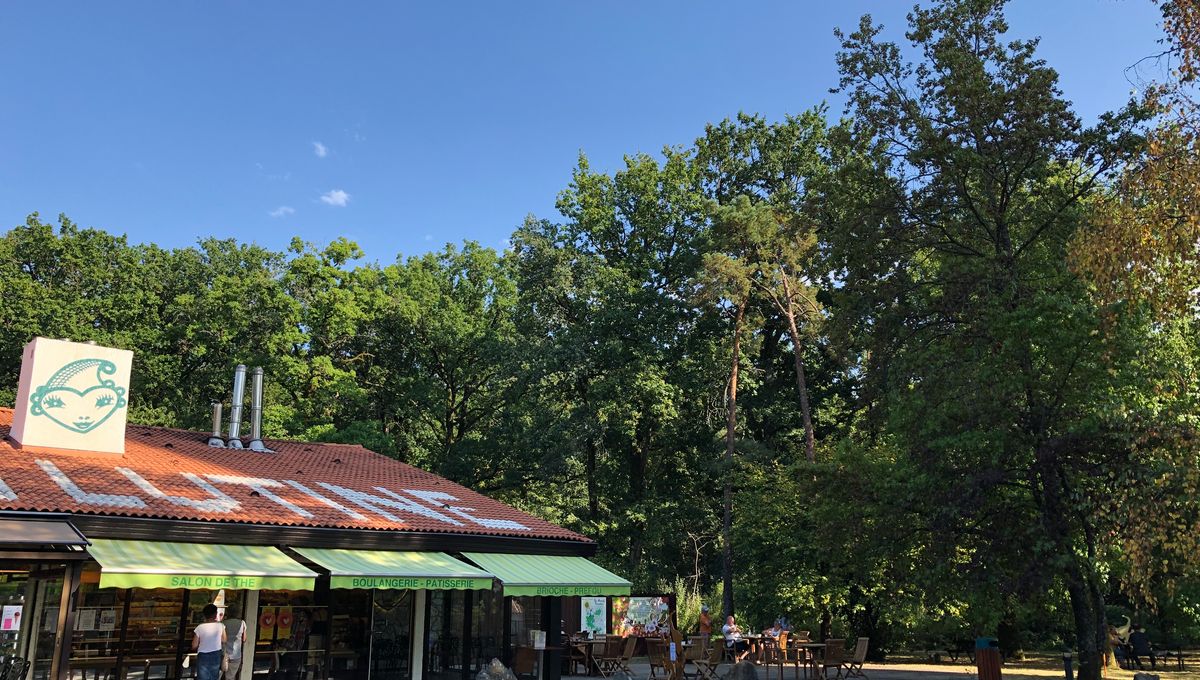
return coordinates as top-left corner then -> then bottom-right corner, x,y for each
0,1 -> 1165,263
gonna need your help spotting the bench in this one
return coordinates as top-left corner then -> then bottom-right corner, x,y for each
919,646 -> 975,664
1156,650 -> 1186,671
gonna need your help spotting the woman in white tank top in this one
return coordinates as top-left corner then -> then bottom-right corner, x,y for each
192,604 -> 228,680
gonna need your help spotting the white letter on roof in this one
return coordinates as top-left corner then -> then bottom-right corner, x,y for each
316,483 -> 463,526
0,476 -> 16,501
116,469 -> 239,513
283,480 -> 367,521
403,489 -> 529,530
207,475 -> 312,519
37,460 -> 145,509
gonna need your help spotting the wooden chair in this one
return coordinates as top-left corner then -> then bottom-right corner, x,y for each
821,640 -> 846,680
841,638 -> 869,680
617,636 -> 638,677
568,639 -> 591,676
774,632 -> 804,680
648,638 -> 670,679
761,634 -> 785,680
687,635 -> 710,672
693,643 -> 727,680
593,636 -> 625,678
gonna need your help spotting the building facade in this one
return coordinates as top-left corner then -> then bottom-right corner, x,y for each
0,338 -> 630,680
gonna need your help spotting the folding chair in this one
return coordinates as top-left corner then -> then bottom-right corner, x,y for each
593,636 -> 624,678
841,638 -> 869,680
685,637 -> 709,679
821,640 -> 846,680
774,632 -> 803,680
761,635 -> 785,680
648,638 -> 669,679
616,636 -> 638,677
693,643 -> 727,680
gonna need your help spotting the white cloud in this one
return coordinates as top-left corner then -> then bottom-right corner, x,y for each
313,141 -> 328,158
320,189 -> 350,207
269,206 -> 295,218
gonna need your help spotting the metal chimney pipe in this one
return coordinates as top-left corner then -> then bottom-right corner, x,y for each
248,367 -> 266,452
227,364 -> 247,449
207,402 -> 226,447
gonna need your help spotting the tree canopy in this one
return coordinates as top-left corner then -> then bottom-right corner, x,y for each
2,2 -> 1197,675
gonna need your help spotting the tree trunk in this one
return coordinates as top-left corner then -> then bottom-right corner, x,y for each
783,306 -> 816,463
628,421 -> 651,574
722,300 -> 746,618
1066,567 -> 1107,680
577,378 -> 599,520
1036,445 -> 1107,680
585,436 -> 599,520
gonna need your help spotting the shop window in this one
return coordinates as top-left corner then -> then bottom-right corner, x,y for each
69,577 -> 127,680
8,564 -> 67,680
327,590 -> 371,680
508,598 -> 542,654
120,588 -> 183,680
255,590 -> 327,680
469,589 -> 502,674
370,591 -> 412,680
425,592 -> 463,680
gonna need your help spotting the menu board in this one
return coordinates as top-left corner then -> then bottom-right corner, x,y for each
612,596 -> 667,636
580,598 -> 606,637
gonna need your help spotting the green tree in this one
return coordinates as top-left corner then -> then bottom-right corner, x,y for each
821,1 -> 1155,677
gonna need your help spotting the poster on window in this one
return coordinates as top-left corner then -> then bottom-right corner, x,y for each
580,597 -> 607,637
611,596 -> 667,636
1,606 -> 21,631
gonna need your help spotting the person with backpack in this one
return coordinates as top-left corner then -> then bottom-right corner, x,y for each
222,605 -> 248,680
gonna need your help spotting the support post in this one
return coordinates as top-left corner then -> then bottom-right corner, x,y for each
240,590 -> 260,680
16,576 -> 38,670
462,590 -> 474,680
411,590 -> 428,680
50,562 -> 81,680
541,598 -> 562,680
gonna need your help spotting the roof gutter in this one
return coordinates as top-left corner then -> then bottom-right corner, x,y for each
34,512 -> 597,557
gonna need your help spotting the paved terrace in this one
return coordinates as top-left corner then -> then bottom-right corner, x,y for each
589,656 -> 1198,680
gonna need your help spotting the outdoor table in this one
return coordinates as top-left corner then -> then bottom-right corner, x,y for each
740,634 -> 768,664
570,640 -> 599,676
790,643 -> 826,680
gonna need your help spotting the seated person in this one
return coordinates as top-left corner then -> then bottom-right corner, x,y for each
764,619 -> 783,638
1129,626 -> 1156,670
723,616 -> 750,661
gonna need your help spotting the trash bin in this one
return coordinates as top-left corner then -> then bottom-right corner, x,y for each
976,638 -> 1002,680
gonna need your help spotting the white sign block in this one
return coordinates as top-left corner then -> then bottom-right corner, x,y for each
11,338 -> 133,455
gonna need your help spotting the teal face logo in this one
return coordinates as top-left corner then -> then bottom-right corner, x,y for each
29,359 -> 128,433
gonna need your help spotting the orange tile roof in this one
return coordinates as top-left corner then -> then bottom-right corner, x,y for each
0,408 -> 587,544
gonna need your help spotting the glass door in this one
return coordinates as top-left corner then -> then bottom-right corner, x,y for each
370,591 -> 412,680
425,592 -> 466,680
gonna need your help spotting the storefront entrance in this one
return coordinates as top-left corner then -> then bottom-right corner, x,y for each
370,591 -> 413,680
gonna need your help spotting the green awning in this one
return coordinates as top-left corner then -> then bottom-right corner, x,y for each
293,548 -> 494,590
87,539 -> 317,591
462,553 -> 631,597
